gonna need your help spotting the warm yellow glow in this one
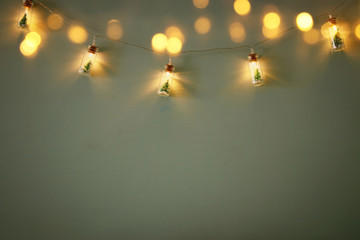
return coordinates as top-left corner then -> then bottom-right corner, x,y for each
151,33 -> 168,52
296,12 -> 313,32
303,28 -> 320,44
167,37 -> 182,54
47,14 -> 64,30
341,22 -> 350,38
20,39 -> 37,57
193,0 -> 209,9
194,17 -> 211,34
262,26 -> 279,39
321,22 -> 331,38
234,0 -> 251,16
165,26 -> 185,43
355,24 -> 360,39
67,26 -> 88,44
229,22 -> 246,43
106,19 -> 123,40
263,12 -> 281,29
25,32 -> 41,47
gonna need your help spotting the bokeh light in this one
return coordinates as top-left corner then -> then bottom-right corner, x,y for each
234,0 -> 251,16
47,14 -> 64,30
321,22 -> 331,38
106,19 -> 123,40
152,33 -> 168,52
165,26 -> 185,43
355,24 -> 360,39
25,32 -> 41,47
229,22 -> 246,43
262,26 -> 279,39
67,26 -> 88,44
296,12 -> 313,32
194,17 -> 211,34
303,28 -> 320,44
167,37 -> 182,54
193,0 -> 209,9
20,39 -> 38,57
263,12 -> 281,29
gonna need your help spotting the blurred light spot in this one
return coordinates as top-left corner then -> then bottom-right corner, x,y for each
165,26 -> 185,43
341,22 -> 351,38
47,14 -> 63,30
296,12 -> 313,32
106,19 -> 123,40
67,26 -> 88,44
321,22 -> 331,38
234,0 -> 251,16
229,22 -> 246,43
25,32 -> 41,47
263,12 -> 281,29
355,24 -> 360,39
167,37 -> 182,54
152,33 -> 168,52
262,26 -> 279,39
303,28 -> 320,44
194,17 -> 211,34
193,0 -> 209,9
20,39 -> 37,57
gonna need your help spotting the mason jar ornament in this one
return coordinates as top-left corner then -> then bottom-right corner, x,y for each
248,49 -> 264,86
328,15 -> 345,52
18,0 -> 33,29
79,38 -> 98,75
158,58 -> 175,97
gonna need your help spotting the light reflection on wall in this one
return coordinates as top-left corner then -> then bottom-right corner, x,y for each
107,19 -> 123,40
165,26 -> 185,43
67,26 -> 88,44
303,28 -> 320,44
234,0 -> 251,16
194,17 -> 211,35
228,22 -> 246,43
47,14 -> 64,30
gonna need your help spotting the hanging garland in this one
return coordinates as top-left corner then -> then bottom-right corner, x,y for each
16,0 -> 352,96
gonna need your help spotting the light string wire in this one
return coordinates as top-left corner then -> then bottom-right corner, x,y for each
33,0 -> 350,56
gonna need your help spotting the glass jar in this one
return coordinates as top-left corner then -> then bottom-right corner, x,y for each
18,0 -> 33,29
79,44 -> 98,75
248,50 -> 264,86
158,61 -> 175,96
328,16 -> 345,52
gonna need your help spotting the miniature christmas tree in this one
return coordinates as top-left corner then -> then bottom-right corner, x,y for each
254,69 -> 262,82
19,13 -> 27,28
333,31 -> 343,48
160,80 -> 170,94
82,61 -> 92,73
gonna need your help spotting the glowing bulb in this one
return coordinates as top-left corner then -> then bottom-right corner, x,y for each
18,0 -> 33,29
25,32 -> 41,47
248,50 -> 264,86
152,33 -> 168,52
355,24 -> 360,39
193,0 -> 209,9
158,58 -> 175,97
107,19 -> 123,40
79,43 -> 98,75
263,12 -> 281,29
47,14 -> 64,30
165,26 -> 185,43
167,37 -> 182,54
303,28 -> 320,44
67,26 -> 88,44
234,0 -> 251,16
327,16 -> 345,51
19,39 -> 37,57
194,17 -> 211,35
229,22 -> 246,43
296,12 -> 313,32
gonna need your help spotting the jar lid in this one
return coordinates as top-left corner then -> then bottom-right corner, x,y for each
165,64 -> 175,72
24,0 -> 33,8
248,53 -> 258,62
88,45 -> 98,54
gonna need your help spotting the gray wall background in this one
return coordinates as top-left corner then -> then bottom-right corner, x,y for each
1,0 -> 360,239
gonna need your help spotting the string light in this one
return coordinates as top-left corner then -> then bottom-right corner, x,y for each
79,36 -> 98,75
327,15 -> 345,51
158,58 -> 175,97
296,12 -> 313,32
233,0 -> 251,16
18,0 -> 33,29
248,49 -> 264,86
